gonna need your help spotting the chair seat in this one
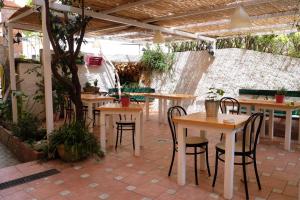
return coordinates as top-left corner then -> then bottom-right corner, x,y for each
215,142 -> 251,154
116,121 -> 135,125
186,136 -> 208,146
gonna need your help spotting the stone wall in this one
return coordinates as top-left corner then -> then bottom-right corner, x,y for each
151,48 -> 300,112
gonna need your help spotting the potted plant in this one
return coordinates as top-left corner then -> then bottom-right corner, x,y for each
120,93 -> 131,107
205,87 -> 224,118
93,79 -> 100,93
49,122 -> 103,162
275,87 -> 287,103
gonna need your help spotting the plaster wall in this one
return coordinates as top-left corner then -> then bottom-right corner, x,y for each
151,48 -> 300,112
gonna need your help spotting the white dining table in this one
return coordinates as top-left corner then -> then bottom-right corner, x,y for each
96,103 -> 144,156
173,112 -> 249,200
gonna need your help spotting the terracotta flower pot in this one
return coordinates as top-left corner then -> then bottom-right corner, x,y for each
275,95 -> 285,103
121,97 -> 130,107
57,144 -> 87,162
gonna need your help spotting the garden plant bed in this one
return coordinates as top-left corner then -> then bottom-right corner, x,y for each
0,126 -> 45,162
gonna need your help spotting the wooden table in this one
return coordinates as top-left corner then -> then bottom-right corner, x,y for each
81,94 -> 115,131
173,112 -> 249,200
144,93 -> 196,123
96,103 -> 144,156
237,98 -> 300,151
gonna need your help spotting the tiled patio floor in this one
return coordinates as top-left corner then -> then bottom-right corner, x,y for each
0,112 -> 299,200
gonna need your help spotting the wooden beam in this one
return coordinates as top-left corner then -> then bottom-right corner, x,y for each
103,0 -> 159,14
175,10 -> 297,29
10,23 -> 41,32
33,0 -> 216,42
198,23 -> 294,35
7,8 -> 35,23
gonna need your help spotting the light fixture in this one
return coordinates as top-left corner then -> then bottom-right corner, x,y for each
13,32 -> 22,44
153,31 -> 165,43
230,6 -> 252,29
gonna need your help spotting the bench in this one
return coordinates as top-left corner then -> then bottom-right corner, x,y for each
239,89 -> 300,118
108,87 -> 155,102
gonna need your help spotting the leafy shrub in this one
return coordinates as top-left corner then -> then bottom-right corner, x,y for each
49,122 -> 103,161
12,112 -> 44,142
140,45 -> 174,73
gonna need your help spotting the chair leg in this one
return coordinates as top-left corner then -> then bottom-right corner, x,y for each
168,148 -> 176,176
205,145 -> 211,176
115,128 -> 119,150
132,128 -> 135,150
212,151 -> 219,187
242,156 -> 249,200
120,127 -> 123,144
93,113 -> 96,126
253,154 -> 261,190
220,133 -> 223,141
194,147 -> 199,185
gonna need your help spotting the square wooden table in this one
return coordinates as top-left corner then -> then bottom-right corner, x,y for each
144,93 -> 196,123
173,112 -> 249,200
96,103 -> 144,156
81,94 -> 115,131
237,98 -> 300,151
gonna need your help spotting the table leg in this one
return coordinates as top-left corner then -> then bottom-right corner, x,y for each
163,99 -> 168,124
177,99 -> 182,107
87,102 -> 93,132
298,117 -> 300,144
261,109 -> 266,137
224,130 -> 236,200
199,130 -> 206,171
135,112 -> 141,156
107,115 -> 114,147
177,124 -> 186,185
285,110 -> 292,151
158,99 -> 163,123
100,112 -> 106,154
140,111 -> 144,147
269,110 -> 274,139
145,96 -> 149,120
254,106 -> 260,144
246,105 -> 251,115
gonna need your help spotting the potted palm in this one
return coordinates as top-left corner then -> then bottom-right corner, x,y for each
120,93 -> 131,107
275,87 -> 287,103
205,87 -> 224,118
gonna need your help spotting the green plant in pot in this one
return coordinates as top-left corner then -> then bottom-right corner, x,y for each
275,87 -> 287,103
120,93 -> 131,107
49,122 -> 103,162
205,88 -> 224,118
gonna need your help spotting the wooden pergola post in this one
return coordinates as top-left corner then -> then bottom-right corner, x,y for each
41,2 -> 54,136
7,24 -> 18,123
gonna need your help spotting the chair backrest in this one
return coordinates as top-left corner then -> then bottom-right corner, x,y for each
241,112 -> 263,153
220,97 -> 240,114
167,106 -> 187,146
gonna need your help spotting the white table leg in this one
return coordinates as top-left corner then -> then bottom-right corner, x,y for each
177,99 -> 182,107
285,110 -> 292,151
145,96 -> 149,120
199,130 -> 206,171
224,130 -> 236,200
87,102 -> 93,132
298,117 -> 300,144
177,124 -> 186,185
246,105 -> 251,115
140,111 -> 144,147
100,112 -> 106,154
261,109 -> 266,137
135,112 -> 141,156
158,98 -> 163,123
163,99 -> 168,124
107,115 -> 114,147
269,110 -> 274,139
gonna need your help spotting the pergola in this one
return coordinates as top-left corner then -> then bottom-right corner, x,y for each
5,0 -> 299,136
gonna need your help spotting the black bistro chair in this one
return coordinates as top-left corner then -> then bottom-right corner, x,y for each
212,112 -> 263,200
64,95 -> 88,124
219,97 -> 240,141
168,106 -> 211,185
114,99 -> 139,151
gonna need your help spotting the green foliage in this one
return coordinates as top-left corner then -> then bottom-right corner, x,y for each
49,122 -> 103,161
276,87 -> 287,95
85,81 -> 92,88
93,79 -> 98,87
217,33 -> 300,58
0,0 -> 3,10
168,40 -> 211,52
141,45 -> 174,73
0,100 -> 12,122
206,88 -> 225,101
12,112 -> 44,142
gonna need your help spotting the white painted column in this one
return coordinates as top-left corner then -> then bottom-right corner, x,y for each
42,4 -> 54,135
7,24 -> 18,123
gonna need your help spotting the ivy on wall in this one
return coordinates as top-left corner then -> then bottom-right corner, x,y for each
216,33 -> 300,58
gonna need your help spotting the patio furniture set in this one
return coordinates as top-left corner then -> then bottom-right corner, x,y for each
63,91 -> 300,200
